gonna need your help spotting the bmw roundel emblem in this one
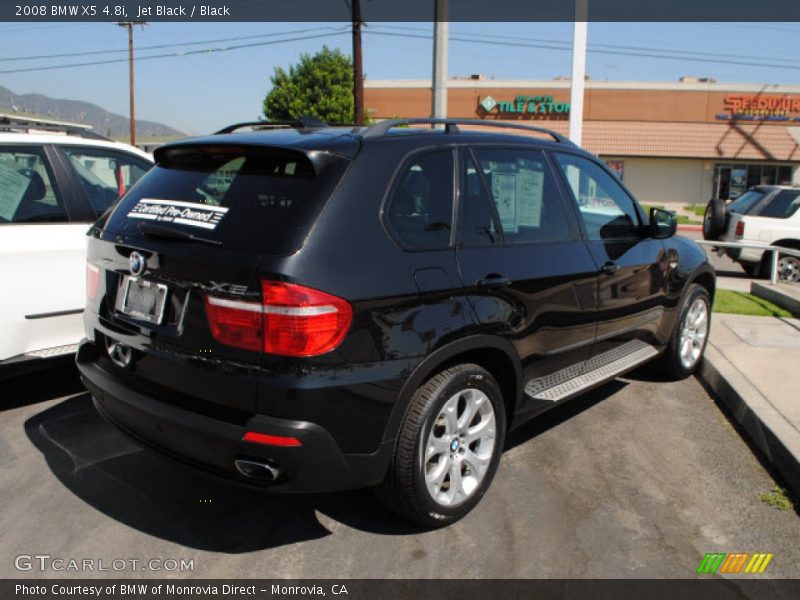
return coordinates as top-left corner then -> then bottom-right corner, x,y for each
129,251 -> 146,276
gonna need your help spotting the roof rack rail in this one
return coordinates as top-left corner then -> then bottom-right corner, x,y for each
0,113 -> 110,141
362,118 -> 572,144
215,116 -> 329,135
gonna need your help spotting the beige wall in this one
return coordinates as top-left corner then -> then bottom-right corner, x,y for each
602,157 -> 713,207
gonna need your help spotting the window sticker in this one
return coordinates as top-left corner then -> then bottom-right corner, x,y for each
516,168 -> 544,227
491,172 -> 518,233
127,198 -> 229,230
0,162 -> 31,221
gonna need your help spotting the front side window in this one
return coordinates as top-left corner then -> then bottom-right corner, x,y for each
554,153 -> 641,241
0,148 -> 66,224
62,147 -> 150,218
386,150 -> 454,250
754,190 -> 800,219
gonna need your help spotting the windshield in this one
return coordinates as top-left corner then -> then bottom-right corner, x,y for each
103,145 -> 348,255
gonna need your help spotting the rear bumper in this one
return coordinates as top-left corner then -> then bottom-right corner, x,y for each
725,246 -> 765,264
77,343 -> 393,493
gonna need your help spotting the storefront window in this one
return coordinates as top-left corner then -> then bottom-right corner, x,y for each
605,160 -> 625,181
714,163 -> 796,199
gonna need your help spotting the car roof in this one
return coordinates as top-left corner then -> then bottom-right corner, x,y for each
752,184 -> 800,192
158,125 -> 580,162
0,131 -> 154,162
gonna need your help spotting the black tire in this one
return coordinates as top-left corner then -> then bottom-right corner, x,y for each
702,198 -> 727,241
659,284 -> 712,380
376,363 -> 507,527
742,262 -> 762,278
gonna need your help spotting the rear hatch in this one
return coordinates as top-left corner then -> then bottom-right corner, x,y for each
86,142 -> 350,416
722,189 -> 767,239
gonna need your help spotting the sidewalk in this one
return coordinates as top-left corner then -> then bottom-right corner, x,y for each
661,201 -> 703,232
700,313 -> 800,497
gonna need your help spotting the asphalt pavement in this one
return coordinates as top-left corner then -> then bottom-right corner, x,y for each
2,362 -> 799,579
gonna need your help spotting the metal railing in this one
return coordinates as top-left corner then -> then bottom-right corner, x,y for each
694,240 -> 800,285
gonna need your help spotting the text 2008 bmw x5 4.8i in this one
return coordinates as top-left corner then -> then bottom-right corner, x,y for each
77,119 -> 715,526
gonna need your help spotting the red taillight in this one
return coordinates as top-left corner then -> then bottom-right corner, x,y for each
243,431 -> 302,447
116,166 -> 125,197
204,296 -> 263,352
204,281 -> 352,357
261,281 -> 352,357
735,221 -> 745,237
86,263 -> 100,300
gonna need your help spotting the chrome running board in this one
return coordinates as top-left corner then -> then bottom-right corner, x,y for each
24,343 -> 79,359
524,339 -> 659,403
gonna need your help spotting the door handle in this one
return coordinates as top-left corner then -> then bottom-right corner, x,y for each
601,261 -> 620,275
477,275 -> 512,290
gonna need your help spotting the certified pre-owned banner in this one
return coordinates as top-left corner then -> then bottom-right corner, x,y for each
4,580 -> 800,600
126,199 -> 228,230
4,0 -> 800,22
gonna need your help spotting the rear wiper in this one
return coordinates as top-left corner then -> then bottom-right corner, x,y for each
138,222 -> 222,246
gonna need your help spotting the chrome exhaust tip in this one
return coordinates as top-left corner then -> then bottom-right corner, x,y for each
234,459 -> 280,481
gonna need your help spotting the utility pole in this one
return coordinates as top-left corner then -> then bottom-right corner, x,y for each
352,0 -> 364,125
117,21 -> 146,145
431,0 -> 449,120
568,0 -> 588,145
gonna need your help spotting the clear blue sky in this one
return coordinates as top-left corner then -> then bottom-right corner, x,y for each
1,21 -> 799,134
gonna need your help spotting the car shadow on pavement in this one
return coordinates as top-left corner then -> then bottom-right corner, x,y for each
25,378 -> 629,552
23,393 -> 425,552
504,379 -> 627,451
2,360 -> 84,412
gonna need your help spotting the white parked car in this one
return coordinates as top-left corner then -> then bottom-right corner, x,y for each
703,185 -> 800,281
0,115 -> 153,377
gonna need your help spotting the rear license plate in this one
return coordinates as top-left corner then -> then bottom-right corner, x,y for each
119,276 -> 168,324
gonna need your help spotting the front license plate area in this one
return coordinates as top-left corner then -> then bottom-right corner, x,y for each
119,276 -> 168,325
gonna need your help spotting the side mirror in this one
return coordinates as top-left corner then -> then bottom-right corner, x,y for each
649,207 -> 677,239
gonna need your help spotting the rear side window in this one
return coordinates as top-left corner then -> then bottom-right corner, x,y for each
385,150 -> 454,250
753,190 -> 800,219
727,190 -> 764,214
468,147 -> 571,245
103,145 -> 348,255
61,147 -> 151,219
0,148 -> 66,224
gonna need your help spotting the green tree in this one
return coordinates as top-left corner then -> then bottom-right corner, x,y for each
263,46 -> 354,124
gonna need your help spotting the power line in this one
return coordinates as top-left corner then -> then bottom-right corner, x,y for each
0,31 -> 349,75
375,23 -> 800,67
365,30 -> 800,72
0,25 -> 349,63
3,23 -> 800,77
7,23 -> 800,70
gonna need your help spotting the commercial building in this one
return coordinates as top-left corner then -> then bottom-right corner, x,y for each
364,78 -> 800,206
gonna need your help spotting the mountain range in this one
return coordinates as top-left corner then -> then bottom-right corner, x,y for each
0,85 -> 185,139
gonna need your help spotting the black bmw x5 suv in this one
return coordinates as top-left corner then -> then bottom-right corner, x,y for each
77,118 -> 715,526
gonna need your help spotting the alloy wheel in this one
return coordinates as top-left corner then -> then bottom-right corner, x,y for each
422,388 -> 497,507
679,297 -> 709,370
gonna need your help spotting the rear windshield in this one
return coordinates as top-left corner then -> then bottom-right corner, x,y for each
102,145 -> 348,254
751,189 -> 800,219
727,190 -> 764,214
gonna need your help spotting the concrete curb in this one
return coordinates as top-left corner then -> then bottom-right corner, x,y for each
751,281 -> 800,316
677,224 -> 702,232
699,344 -> 800,498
